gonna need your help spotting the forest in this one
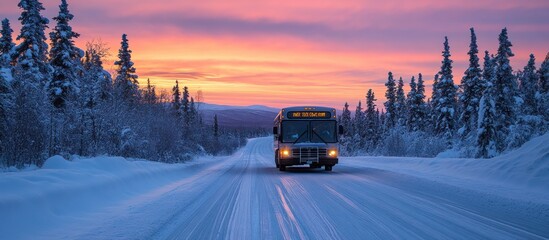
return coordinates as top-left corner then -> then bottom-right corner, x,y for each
338,29 -> 549,158
0,0 -> 265,168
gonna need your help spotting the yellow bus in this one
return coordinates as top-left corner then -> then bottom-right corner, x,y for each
273,106 -> 343,171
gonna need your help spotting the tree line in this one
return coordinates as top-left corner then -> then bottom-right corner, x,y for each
0,0 -> 261,168
339,28 -> 549,158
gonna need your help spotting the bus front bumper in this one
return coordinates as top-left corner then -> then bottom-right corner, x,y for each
278,157 -> 338,166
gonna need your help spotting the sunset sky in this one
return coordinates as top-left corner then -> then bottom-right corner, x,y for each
1,0 -> 548,109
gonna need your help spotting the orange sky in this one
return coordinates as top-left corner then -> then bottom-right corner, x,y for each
1,0 -> 548,109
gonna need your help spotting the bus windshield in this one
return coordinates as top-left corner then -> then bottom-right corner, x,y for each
281,121 -> 337,143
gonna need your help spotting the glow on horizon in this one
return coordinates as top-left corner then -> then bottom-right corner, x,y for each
0,0 -> 547,109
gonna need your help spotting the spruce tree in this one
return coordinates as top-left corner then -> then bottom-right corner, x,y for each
396,76 -> 406,126
113,34 -> 139,104
493,28 -> 516,131
434,36 -> 457,140
538,53 -> 549,122
384,72 -> 396,129
0,72 -> 14,155
476,82 -> 497,158
143,78 -> 156,105
213,114 -> 219,137
459,28 -> 483,136
540,53 -> 549,94
406,76 -> 418,131
48,0 -> 82,108
182,85 -> 190,134
365,89 -> 378,150
416,73 -> 427,130
354,100 -> 365,136
519,54 -> 538,115
14,0 -> 50,84
172,80 -> 181,114
340,102 -> 352,138
0,19 -> 15,67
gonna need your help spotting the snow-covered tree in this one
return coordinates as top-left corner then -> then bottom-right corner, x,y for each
459,28 -> 484,137
113,34 -> 139,104
365,89 -> 379,150
396,76 -> 406,126
182,85 -> 190,135
82,40 -> 112,102
0,18 -> 15,67
143,78 -> 156,105
171,80 -> 181,114
476,82 -> 497,158
14,0 -> 50,85
407,75 -> 426,131
340,102 -> 352,138
540,53 -> 549,95
384,72 -> 396,129
48,0 -> 83,108
539,53 -> 549,122
519,54 -> 538,115
0,71 -> 14,157
434,36 -> 457,140
493,28 -> 516,132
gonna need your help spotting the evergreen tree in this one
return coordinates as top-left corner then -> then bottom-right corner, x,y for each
190,97 -> 197,127
538,53 -> 549,122
540,52 -> 549,94
519,54 -> 538,115
416,73 -> 427,130
482,51 -> 495,89
0,72 -> 14,156
113,34 -> 139,104
182,85 -> 190,134
434,36 -> 457,140
459,28 -> 484,137
365,89 -> 378,150
171,80 -> 181,114
406,76 -> 419,131
384,72 -> 396,129
493,28 -> 516,130
354,100 -> 365,136
429,73 -> 440,132
476,82 -> 497,158
0,18 -> 15,67
48,0 -> 82,108
143,78 -> 156,105
492,28 -> 517,150
213,114 -> 219,138
396,76 -> 406,126
340,102 -> 352,138
14,0 -> 50,85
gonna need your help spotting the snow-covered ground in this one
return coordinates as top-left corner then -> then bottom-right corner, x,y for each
1,134 -> 548,239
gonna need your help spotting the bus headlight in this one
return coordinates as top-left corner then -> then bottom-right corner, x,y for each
328,150 -> 337,157
282,149 -> 290,157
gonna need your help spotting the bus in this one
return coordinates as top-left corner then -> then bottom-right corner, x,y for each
273,106 -> 343,171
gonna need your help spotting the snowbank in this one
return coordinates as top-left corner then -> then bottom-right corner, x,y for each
347,132 -> 549,195
0,155 -> 214,239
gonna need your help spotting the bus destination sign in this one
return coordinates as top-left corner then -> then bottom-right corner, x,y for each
287,111 -> 332,119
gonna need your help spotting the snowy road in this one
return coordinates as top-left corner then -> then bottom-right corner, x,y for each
32,137 -> 549,239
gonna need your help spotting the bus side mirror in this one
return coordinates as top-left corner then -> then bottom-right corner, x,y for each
338,125 -> 344,135
273,127 -> 278,135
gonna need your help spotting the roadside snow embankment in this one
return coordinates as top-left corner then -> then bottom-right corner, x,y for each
0,155 -> 196,239
346,132 -> 549,198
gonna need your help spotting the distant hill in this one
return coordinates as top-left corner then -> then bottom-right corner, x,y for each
197,103 -> 279,129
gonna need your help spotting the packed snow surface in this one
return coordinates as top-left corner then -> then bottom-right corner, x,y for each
1,134 -> 548,239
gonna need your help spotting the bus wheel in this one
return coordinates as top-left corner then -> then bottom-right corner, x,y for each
325,165 -> 333,171
279,165 -> 286,171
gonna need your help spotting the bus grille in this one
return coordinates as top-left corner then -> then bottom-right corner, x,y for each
292,147 -> 323,163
